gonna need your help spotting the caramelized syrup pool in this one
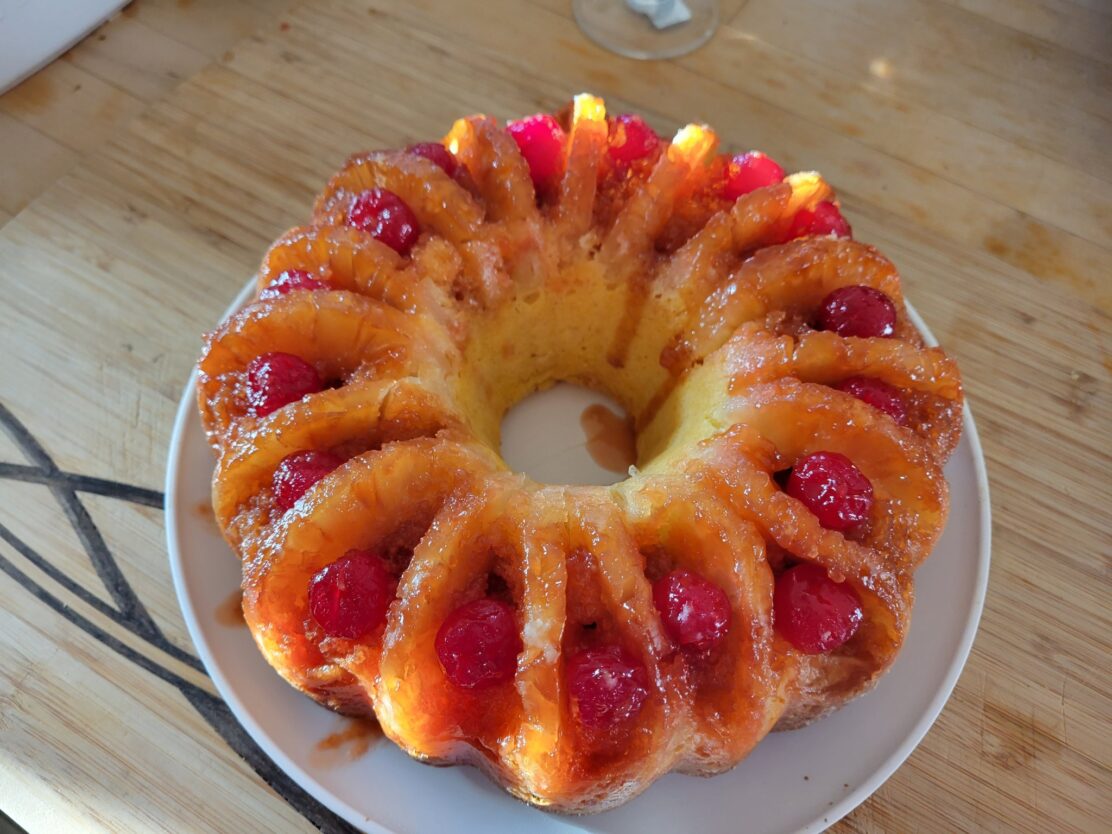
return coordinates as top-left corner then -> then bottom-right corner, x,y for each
215,589 -> 246,627
580,404 -> 637,474
194,502 -> 216,525
311,717 -> 383,767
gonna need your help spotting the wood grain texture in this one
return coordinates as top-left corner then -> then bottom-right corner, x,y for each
0,0 -> 1109,831
62,15 -> 212,104
0,60 -> 146,154
0,0 -> 298,222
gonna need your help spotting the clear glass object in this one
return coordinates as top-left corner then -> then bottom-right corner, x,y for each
573,0 -> 719,60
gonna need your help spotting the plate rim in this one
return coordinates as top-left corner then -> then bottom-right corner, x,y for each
165,285 -> 991,834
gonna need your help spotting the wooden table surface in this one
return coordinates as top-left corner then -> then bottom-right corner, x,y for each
1,1 -> 1109,831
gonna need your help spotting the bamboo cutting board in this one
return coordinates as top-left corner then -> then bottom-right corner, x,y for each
0,0 -> 1109,831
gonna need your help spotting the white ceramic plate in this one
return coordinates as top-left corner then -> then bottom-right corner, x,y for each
167,282 -> 990,834
0,0 -> 129,94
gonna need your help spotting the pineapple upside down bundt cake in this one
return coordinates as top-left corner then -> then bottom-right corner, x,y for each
197,94 -> 963,813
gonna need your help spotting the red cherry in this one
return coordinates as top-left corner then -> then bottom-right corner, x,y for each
273,450 -> 345,511
607,114 -> 660,168
245,352 -> 323,417
810,202 -> 853,237
309,550 -> 395,639
435,598 -> 522,690
567,645 -> 649,731
817,285 -> 898,338
652,569 -> 731,651
406,142 -> 458,177
506,113 -> 566,193
837,376 -> 908,425
786,451 -> 874,531
774,563 -> 863,653
785,200 -> 852,240
723,151 -> 785,200
259,269 -> 326,300
346,188 -> 420,255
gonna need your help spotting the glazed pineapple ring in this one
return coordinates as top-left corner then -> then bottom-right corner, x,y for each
196,94 -> 962,813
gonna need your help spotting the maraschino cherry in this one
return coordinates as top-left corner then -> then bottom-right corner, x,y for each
723,151 -> 785,199
309,550 -> 395,639
347,188 -> 420,255
506,114 -> 566,193
406,142 -> 458,177
817,285 -> 898,338
607,114 -> 660,169
273,450 -> 345,511
567,645 -> 649,731
652,569 -> 731,651
837,376 -> 908,425
260,269 -> 326,300
785,451 -> 874,532
784,200 -> 852,240
436,598 -> 522,690
245,352 -> 323,417
774,563 -> 863,653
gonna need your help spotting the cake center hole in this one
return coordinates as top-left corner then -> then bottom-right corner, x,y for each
500,383 -> 636,486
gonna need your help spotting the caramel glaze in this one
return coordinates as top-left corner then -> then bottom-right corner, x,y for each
194,501 -> 216,524
215,588 -> 246,628
580,404 -> 637,473
605,254 -> 656,370
314,717 -> 383,763
636,374 -> 680,434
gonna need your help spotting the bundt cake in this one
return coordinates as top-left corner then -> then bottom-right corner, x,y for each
196,94 -> 963,813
